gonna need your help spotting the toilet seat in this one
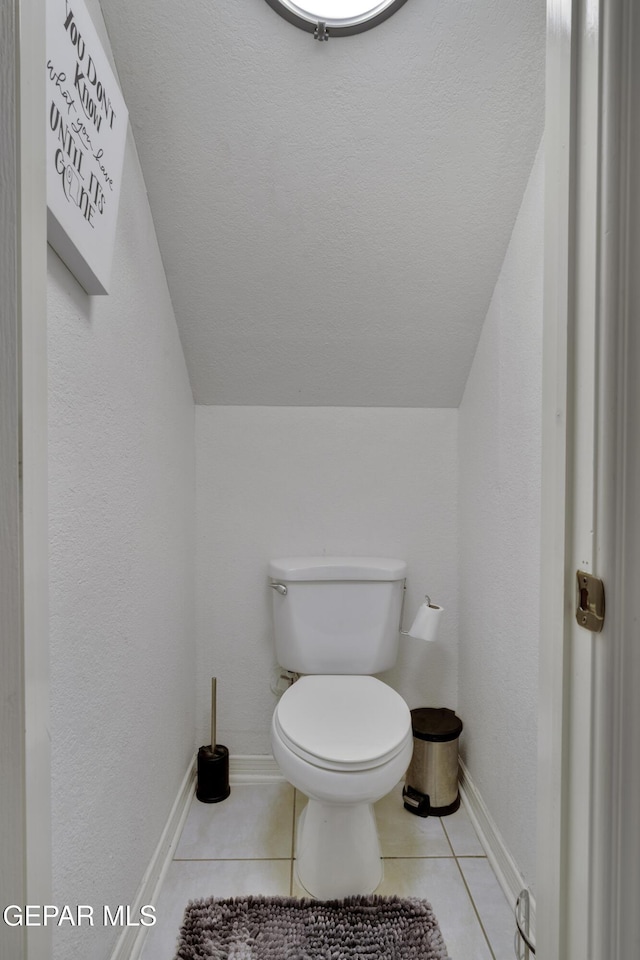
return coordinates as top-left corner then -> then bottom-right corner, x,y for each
274,675 -> 412,772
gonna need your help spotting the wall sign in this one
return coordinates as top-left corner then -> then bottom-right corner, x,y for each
46,0 -> 128,295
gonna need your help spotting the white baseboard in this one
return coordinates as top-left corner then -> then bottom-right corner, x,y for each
109,761 -> 196,960
458,759 -> 536,938
229,754 -> 284,783
107,755 -> 282,960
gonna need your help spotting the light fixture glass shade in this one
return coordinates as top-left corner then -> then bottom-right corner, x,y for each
266,0 -> 409,32
284,0 -> 396,21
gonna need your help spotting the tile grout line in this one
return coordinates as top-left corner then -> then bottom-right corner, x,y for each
439,815 -> 457,859
381,855 -> 460,861
289,789 -> 297,896
166,784 -> 509,958
452,857 -> 498,960
441,819 -> 497,960
172,857 -> 293,862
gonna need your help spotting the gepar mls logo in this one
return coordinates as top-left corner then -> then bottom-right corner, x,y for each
2,904 -> 156,927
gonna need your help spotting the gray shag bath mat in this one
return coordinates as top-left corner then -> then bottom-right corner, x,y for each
174,894 -> 452,959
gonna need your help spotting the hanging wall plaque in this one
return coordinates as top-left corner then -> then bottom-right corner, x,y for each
46,0 -> 128,295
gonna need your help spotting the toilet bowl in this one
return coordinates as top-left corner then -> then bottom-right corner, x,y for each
271,674 -> 413,899
268,556 -> 415,898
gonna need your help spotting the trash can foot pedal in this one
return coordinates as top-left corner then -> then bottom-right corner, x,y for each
402,785 -> 430,817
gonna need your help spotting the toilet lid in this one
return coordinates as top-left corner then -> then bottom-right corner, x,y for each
275,675 -> 411,769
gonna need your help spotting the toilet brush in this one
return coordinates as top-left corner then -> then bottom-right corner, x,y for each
196,677 -> 230,803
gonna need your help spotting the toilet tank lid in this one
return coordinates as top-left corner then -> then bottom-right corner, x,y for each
268,557 -> 407,581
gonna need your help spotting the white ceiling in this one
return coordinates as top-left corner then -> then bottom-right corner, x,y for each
100,0 -> 544,406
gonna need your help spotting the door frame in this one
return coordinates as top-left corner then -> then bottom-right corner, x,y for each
21,0 -> 51,953
601,0 -> 640,954
1,1 -> 50,958
538,0 -> 638,958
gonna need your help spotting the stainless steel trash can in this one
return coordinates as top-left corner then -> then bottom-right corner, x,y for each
402,707 -> 463,817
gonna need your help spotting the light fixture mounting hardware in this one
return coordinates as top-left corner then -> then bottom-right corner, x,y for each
314,20 -> 329,40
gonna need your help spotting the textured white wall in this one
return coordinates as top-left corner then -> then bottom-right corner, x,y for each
100,0 -> 545,407
195,407 -> 458,754
47,7 -> 196,956
458,143 -> 544,889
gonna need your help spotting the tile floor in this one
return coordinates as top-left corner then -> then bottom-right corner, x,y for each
140,781 -> 516,960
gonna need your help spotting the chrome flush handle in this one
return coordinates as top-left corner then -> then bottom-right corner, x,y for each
270,582 -> 287,596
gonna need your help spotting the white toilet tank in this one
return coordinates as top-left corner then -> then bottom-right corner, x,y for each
269,557 -> 407,675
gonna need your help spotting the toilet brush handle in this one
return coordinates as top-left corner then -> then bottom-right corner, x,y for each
210,677 -> 217,751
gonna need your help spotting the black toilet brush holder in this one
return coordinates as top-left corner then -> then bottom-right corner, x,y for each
196,677 -> 230,803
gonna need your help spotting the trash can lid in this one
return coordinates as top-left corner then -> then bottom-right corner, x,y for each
410,707 -> 463,742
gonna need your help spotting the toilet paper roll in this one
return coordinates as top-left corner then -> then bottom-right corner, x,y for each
406,601 -> 443,643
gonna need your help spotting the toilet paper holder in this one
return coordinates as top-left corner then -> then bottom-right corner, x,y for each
400,594 -> 443,643
401,594 -> 433,624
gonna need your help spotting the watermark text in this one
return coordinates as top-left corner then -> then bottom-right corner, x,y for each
2,904 -> 156,927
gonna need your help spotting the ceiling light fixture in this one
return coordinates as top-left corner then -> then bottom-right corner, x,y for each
264,0 -> 410,39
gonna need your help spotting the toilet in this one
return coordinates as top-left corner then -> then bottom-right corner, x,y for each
269,556 -> 414,899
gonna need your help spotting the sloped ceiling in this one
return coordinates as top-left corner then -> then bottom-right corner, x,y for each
100,0 -> 544,406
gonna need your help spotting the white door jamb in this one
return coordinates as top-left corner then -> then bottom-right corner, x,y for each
539,1 -> 637,958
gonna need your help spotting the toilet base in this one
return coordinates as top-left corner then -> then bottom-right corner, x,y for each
296,798 -> 383,899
